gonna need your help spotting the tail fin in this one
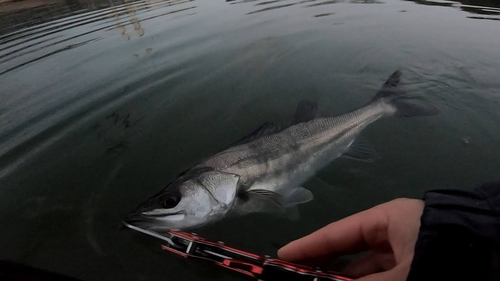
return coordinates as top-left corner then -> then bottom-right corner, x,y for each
374,70 -> 439,117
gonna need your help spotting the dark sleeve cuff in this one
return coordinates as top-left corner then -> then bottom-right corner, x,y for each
407,182 -> 500,281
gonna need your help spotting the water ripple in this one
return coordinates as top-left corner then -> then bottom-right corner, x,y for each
0,0 -> 198,177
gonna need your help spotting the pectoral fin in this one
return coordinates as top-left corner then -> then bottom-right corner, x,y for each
231,189 -> 287,216
246,189 -> 287,211
231,187 -> 313,217
283,187 -> 314,207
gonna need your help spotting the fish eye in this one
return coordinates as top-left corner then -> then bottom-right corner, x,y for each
161,194 -> 180,208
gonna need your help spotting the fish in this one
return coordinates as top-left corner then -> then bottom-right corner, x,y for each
125,70 -> 438,231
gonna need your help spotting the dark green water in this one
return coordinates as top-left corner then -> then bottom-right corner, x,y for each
1,0 -> 500,280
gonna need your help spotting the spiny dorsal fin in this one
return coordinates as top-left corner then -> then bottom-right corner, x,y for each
223,100 -> 318,150
292,100 -> 318,125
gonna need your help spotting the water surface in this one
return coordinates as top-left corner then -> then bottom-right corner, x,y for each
1,0 -> 500,280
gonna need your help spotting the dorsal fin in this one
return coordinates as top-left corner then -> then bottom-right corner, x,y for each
292,100 -> 318,125
223,122 -> 282,149
222,100 -> 318,150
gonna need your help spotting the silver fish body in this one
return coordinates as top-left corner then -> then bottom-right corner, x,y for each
125,71 -> 437,230
200,101 -> 393,194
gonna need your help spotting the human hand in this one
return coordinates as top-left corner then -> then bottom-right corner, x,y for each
278,199 -> 424,281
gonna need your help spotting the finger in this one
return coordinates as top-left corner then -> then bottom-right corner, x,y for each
383,199 -> 424,261
354,261 -> 411,281
343,252 -> 396,276
278,204 -> 391,262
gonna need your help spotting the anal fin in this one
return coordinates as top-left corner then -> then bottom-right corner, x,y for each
341,136 -> 379,162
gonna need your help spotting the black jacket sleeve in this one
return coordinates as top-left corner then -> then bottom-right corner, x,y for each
407,182 -> 500,281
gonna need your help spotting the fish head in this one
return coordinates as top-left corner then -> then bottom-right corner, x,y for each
125,168 -> 240,231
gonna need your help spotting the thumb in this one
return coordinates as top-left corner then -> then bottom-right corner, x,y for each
354,261 -> 411,281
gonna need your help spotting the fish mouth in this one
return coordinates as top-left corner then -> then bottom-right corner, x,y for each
142,211 -> 185,218
124,211 -> 186,228
146,211 -> 186,222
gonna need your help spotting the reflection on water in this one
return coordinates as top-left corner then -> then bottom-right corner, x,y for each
1,0 -> 500,280
248,3 -> 297,14
1,0 -> 194,73
1,0 -> 499,36
408,0 -> 500,16
2,0 -> 496,76
408,0 -> 454,7
468,16 -> 500,20
246,0 -> 384,12
0,0 -> 196,178
113,2 -> 146,40
456,0 -> 499,7
314,12 -> 335,17
227,0 -> 500,15
1,37 -> 99,75
462,5 -> 500,15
